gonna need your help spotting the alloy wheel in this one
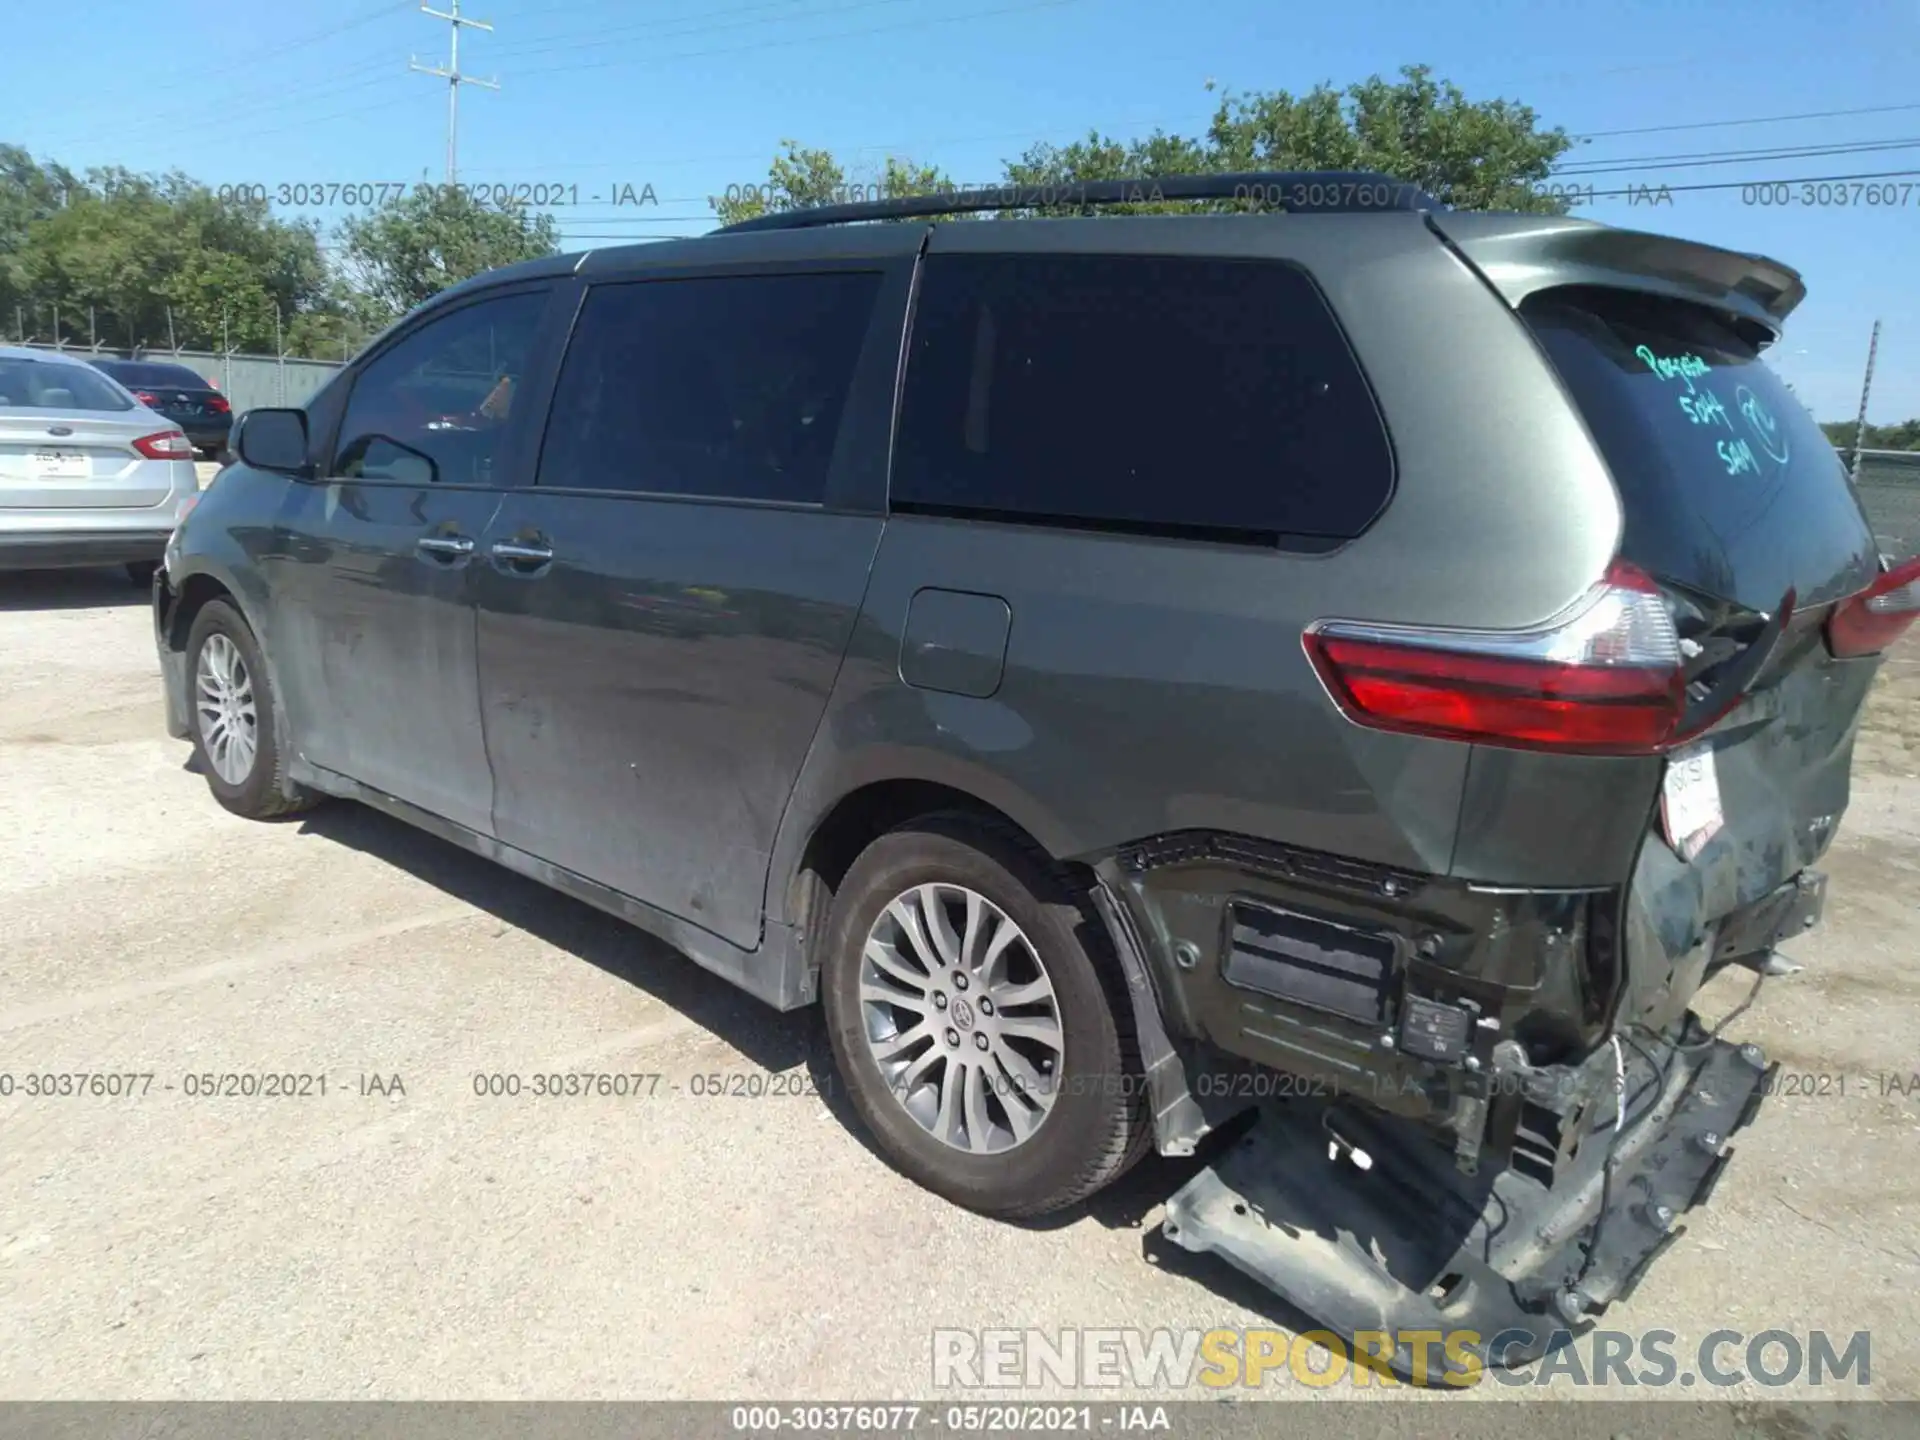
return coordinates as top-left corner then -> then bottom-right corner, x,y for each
194,633 -> 259,786
858,882 -> 1065,1154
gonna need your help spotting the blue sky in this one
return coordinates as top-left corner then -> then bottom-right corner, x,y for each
10,0 -> 1920,422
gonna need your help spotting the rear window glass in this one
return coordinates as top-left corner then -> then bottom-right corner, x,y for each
97,361 -> 211,389
0,357 -> 135,411
892,253 -> 1393,542
1524,288 -> 1879,611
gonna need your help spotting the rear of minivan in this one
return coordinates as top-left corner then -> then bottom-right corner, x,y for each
1159,212 -> 1917,1374
1429,217 -> 1907,1033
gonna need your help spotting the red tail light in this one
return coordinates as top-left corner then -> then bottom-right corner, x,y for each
1303,561 -> 1688,755
206,394 -> 231,413
132,390 -> 160,405
1826,555 -> 1920,658
133,429 -> 194,460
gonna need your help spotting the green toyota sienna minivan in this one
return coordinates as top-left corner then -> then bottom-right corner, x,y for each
150,173 -> 1920,1377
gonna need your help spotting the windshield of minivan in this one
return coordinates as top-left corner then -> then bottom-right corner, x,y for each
1524,287 -> 1880,612
0,356 -> 137,412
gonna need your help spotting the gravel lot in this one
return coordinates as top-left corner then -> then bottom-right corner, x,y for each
0,563 -> 1915,1406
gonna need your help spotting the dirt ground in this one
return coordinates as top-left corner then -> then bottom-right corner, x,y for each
0,565 -> 1914,1408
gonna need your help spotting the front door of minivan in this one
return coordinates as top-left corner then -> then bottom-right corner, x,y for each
271,285 -> 554,835
473,265 -> 904,949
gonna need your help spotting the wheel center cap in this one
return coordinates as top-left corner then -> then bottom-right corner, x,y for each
950,996 -> 976,1031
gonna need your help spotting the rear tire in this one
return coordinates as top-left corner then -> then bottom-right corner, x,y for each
821,812 -> 1149,1218
125,561 -> 158,587
185,599 -> 318,820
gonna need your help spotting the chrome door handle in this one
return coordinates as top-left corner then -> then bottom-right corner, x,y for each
416,534 -> 475,559
491,540 -> 554,563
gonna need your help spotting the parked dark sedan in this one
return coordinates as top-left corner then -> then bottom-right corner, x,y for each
85,358 -> 232,459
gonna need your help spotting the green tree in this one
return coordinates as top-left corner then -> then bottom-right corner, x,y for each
733,66 -> 1575,224
335,183 -> 559,323
1823,419 -> 1920,452
3,150 -> 343,352
1001,129 -> 1214,215
711,139 -> 960,227
0,145 -> 80,331
1875,419 -> 1920,451
1202,65 -> 1573,212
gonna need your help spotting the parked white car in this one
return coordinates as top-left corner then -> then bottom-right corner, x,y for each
0,345 -> 200,585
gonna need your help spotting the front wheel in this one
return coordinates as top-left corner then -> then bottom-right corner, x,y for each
821,813 -> 1149,1218
185,599 -> 318,820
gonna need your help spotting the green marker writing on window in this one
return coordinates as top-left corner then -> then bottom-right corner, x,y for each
1635,344 -> 1711,392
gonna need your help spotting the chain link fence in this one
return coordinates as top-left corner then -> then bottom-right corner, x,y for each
1845,450 -> 1920,557
9,340 -> 344,416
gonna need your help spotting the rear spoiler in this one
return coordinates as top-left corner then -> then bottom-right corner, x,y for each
1425,212 -> 1806,344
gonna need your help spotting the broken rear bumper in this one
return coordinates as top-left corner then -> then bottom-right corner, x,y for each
1162,1027 -> 1773,1380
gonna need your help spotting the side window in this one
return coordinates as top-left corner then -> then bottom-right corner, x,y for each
893,253 -> 1394,541
537,271 -> 881,504
333,290 -> 546,486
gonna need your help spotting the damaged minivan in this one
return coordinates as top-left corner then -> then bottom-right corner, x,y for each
152,173 -> 1920,1376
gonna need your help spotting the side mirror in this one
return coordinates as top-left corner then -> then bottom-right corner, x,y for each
235,408 -> 313,477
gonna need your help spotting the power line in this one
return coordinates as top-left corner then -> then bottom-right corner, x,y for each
410,0 -> 499,185
506,0 -> 1082,81
482,0 -> 921,64
133,0 -> 407,103
1557,135 -> 1920,177
565,162 -> 1920,224
40,0 -> 1080,163
547,139 -> 1920,216
458,109 -> 1203,177
42,57 -> 400,150
462,96 -> 1920,187
23,13 -> 1918,231
1576,100 -> 1920,142
1575,165 -> 1920,201
38,3 -> 427,148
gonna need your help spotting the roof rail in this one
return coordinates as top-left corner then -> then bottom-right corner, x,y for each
712,169 -> 1444,234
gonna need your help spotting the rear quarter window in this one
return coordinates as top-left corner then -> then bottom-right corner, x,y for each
892,253 -> 1394,542
1523,287 -> 1879,611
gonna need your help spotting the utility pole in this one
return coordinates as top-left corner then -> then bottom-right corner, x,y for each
1849,318 -> 1881,486
409,0 -> 497,187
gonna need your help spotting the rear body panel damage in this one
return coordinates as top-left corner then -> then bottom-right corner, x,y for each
1094,635 -> 1859,1373
1101,834 -> 1628,1167
1162,1030 -> 1772,1379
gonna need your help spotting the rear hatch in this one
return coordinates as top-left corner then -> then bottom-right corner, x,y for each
1488,241 -> 1887,1027
0,356 -> 179,510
